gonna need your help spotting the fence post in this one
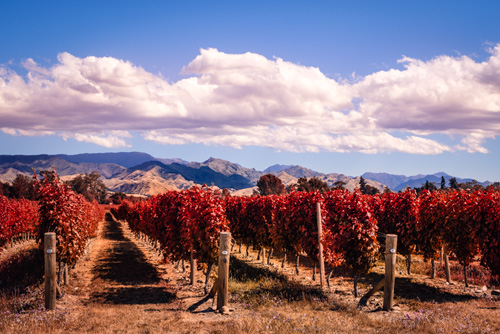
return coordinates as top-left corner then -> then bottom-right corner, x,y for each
217,232 -> 231,313
44,232 -> 57,310
190,246 -> 196,285
316,202 -> 325,288
383,234 -> 397,311
443,245 -> 451,283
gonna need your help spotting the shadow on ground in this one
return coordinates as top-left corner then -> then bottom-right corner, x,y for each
90,213 -> 176,305
361,272 -> 476,303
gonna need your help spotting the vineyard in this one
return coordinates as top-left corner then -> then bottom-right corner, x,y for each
111,186 -> 500,290
1,176 -> 500,333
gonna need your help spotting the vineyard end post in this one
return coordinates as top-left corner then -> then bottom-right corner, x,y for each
44,232 -> 57,310
383,234 -> 397,311
316,202 -> 325,288
217,232 -> 231,313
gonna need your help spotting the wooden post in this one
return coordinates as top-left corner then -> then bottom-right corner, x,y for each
383,234 -> 397,311
217,232 -> 231,313
64,263 -> 69,285
44,232 -> 57,310
190,247 -> 196,285
443,245 -> 451,283
316,202 -> 325,288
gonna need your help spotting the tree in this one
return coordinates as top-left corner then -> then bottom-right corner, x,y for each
11,174 -> 35,200
334,181 -> 346,190
359,177 -> 367,194
256,174 -> 286,196
0,181 -> 12,197
66,171 -> 107,203
449,177 -> 459,190
364,184 -> 380,195
293,177 -> 330,193
440,176 -> 446,190
110,192 -> 128,204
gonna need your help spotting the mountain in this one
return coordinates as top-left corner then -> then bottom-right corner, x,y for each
128,161 -> 253,190
188,158 -> 261,183
0,152 -> 494,197
278,165 -> 322,179
264,164 -> 294,173
363,172 -> 490,191
361,172 -> 412,190
55,152 -> 156,168
0,156 -> 126,181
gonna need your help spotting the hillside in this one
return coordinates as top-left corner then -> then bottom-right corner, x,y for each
0,152 -> 493,196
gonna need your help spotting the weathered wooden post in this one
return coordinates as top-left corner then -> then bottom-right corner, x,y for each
316,202 -> 325,288
383,234 -> 397,311
190,247 -> 196,285
44,232 -> 57,310
217,232 -> 231,313
443,245 -> 451,283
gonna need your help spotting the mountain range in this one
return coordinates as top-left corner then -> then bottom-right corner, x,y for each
0,152 -> 491,196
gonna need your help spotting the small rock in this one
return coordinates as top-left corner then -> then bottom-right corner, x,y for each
481,286 -> 488,292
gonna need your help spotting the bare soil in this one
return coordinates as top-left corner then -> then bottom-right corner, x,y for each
0,213 -> 499,333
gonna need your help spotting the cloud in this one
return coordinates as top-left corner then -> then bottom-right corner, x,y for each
1,47 -> 500,153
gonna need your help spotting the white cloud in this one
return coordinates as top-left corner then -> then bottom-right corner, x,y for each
1,47 -> 500,153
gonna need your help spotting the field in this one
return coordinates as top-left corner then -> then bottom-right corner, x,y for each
0,213 -> 499,334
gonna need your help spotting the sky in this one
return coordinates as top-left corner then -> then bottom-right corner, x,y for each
1,1 -> 500,181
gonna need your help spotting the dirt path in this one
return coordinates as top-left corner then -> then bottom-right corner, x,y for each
56,212 -> 233,333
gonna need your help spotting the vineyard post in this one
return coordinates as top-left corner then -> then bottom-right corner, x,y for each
316,202 -> 325,288
443,245 -> 451,283
44,232 -> 57,310
217,232 -> 231,313
383,234 -> 397,311
190,247 -> 196,285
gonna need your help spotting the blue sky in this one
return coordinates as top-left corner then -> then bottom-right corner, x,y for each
1,1 -> 500,181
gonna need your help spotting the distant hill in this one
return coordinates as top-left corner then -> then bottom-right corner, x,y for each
263,164 -> 294,173
55,152 -> 156,168
363,172 -> 490,191
0,152 -> 494,196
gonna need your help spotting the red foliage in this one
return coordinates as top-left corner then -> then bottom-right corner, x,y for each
478,190 -> 500,276
115,185 -> 229,265
0,195 -> 39,250
375,189 -> 419,257
323,190 -> 379,275
443,190 -> 482,267
33,169 -> 102,266
416,190 -> 447,261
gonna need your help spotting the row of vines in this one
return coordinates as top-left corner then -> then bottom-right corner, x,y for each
0,169 -> 104,268
112,186 -> 500,293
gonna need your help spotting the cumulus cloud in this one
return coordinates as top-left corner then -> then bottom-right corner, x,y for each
1,46 -> 500,153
